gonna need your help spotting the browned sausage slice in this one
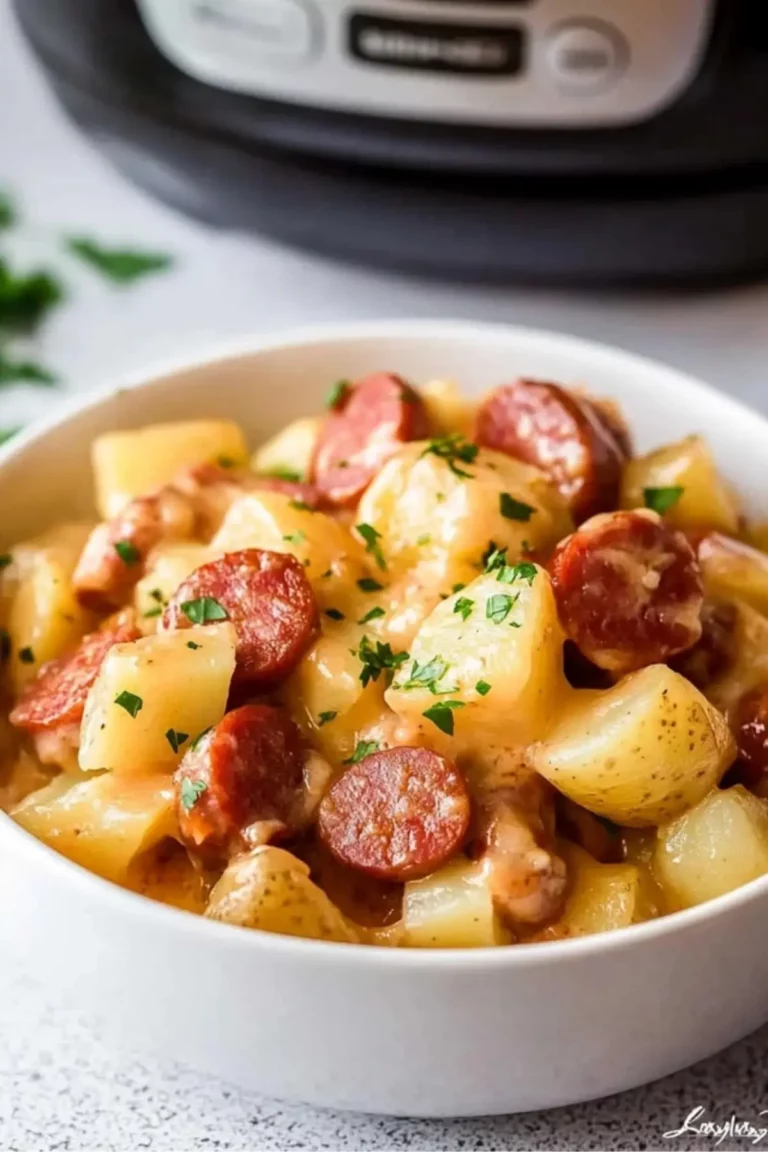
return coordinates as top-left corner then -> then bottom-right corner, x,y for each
311,373 -> 430,506
162,548 -> 318,686
669,600 -> 737,690
548,509 -> 704,675
475,379 -> 626,523
318,746 -> 470,881
174,704 -> 305,857
731,685 -> 768,790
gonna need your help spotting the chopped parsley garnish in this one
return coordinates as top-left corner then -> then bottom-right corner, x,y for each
326,379 -> 351,410
186,641 -> 202,650
180,778 -> 207,813
357,577 -> 384,593
422,700 -> 465,736
358,606 -> 385,624
324,608 -> 345,621
143,606 -> 162,618
643,486 -> 684,515
401,656 -> 450,694
482,541 -> 505,571
0,191 -> 16,230
189,727 -> 212,751
356,523 -> 387,571
417,534 -> 432,546
283,531 -> 306,546
217,455 -> 236,468
496,560 -> 537,587
486,593 -> 517,625
18,646 -> 34,664
355,635 -> 408,687
65,238 -> 173,284
148,587 -> 165,604
181,597 -> 228,624
453,597 -> 474,622
0,554 -> 12,569
114,690 -> 142,717
165,729 -> 189,753
451,582 -> 466,594
321,568 -> 333,579
318,710 -> 337,727
343,739 -> 379,765
499,492 -> 535,522
0,427 -> 21,447
0,258 -> 63,333
288,499 -> 313,512
114,540 -> 140,566
475,680 -> 492,696
420,434 -> 479,479
264,466 -> 301,482
0,356 -> 57,386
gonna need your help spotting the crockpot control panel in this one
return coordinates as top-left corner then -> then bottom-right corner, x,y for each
135,0 -> 716,127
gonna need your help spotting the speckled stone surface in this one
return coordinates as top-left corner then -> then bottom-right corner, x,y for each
2,958 -> 766,1152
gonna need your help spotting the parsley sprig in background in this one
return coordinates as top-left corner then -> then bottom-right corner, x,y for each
0,187 -> 173,439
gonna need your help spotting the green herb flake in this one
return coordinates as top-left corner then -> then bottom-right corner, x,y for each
453,597 -> 474,622
324,608 -> 345,621
422,699 -> 465,736
288,499 -> 313,512
451,582 -> 466,594
0,554 -> 12,570
149,587 -> 165,604
357,577 -> 384,593
180,778 -> 207,813
343,739 -> 380,765
420,434 -> 479,479
326,379 -> 351,410
358,606 -> 385,624
496,560 -> 538,587
180,596 -> 229,625
0,191 -> 16,230
417,534 -> 432,546
66,237 -> 173,284
217,455 -> 236,469
165,729 -> 189,753
143,606 -> 162,619
114,540 -> 141,566
356,523 -> 387,571
499,492 -> 535,522
18,646 -> 34,664
0,259 -> 63,334
264,466 -> 302,482
643,486 -> 685,515
0,427 -> 21,447
475,680 -> 492,696
0,355 -> 58,387
186,641 -> 202,650
283,531 -> 306,546
189,727 -> 212,752
401,656 -> 450,694
317,710 -> 338,727
355,635 -> 409,687
114,690 -> 143,717
486,593 -> 516,625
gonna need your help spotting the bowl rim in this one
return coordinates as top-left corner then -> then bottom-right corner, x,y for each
3,317 -> 768,971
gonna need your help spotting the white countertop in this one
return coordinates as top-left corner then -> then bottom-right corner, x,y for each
2,2 -> 768,1148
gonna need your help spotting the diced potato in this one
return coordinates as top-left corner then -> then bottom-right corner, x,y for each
126,841 -> 207,914
93,419 -> 249,517
134,542 -> 212,623
205,846 -> 360,943
0,749 -> 53,813
386,567 -> 566,747
250,416 -> 321,481
532,666 -> 734,827
747,521 -> 768,555
11,772 -> 176,883
357,443 -> 573,583
531,842 -> 641,941
620,435 -> 739,535
403,858 -> 510,948
706,600 -> 768,718
419,380 -> 474,438
79,623 -> 236,773
8,550 -> 95,694
211,492 -> 368,615
654,786 -> 768,909
697,534 -> 768,617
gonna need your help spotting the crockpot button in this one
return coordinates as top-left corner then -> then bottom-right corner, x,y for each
191,0 -> 316,59
546,21 -> 627,92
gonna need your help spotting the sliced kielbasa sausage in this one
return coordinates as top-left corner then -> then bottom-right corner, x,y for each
311,373 -> 430,506
732,685 -> 768,790
669,600 -> 737,690
174,704 -> 306,856
548,509 -> 704,675
10,620 -> 140,731
162,548 -> 318,686
474,379 -> 626,523
318,746 -> 470,881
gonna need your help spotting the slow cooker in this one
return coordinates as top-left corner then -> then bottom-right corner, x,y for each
14,0 -> 768,285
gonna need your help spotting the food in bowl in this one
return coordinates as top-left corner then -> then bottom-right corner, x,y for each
3,370 -> 768,949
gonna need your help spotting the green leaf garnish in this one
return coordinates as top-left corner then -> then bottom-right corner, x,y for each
66,237 -> 173,284
180,778 -> 207,813
217,455 -> 236,468
114,690 -> 143,717
143,606 -> 162,618
18,646 -> 34,664
358,606 -> 385,624
422,700 -> 465,735
318,711 -> 338,727
401,656 -> 450,693
0,191 -> 16,230
189,727 -> 212,751
186,641 -> 202,650
496,561 -> 537,587
181,597 -> 229,625
475,680 -> 492,696
417,534 -> 432,546
643,486 -> 684,515
0,355 -> 57,387
165,729 -> 189,753
114,540 -> 141,566
357,577 -> 384,593
355,635 -> 409,687
0,427 -> 21,447
263,466 -> 302,482
326,379 -> 351,410
499,492 -> 535,522
0,259 -> 63,333
283,531 -> 306,546
0,554 -> 12,569
356,523 -> 387,571
343,739 -> 380,765
324,608 -> 345,621
453,597 -> 474,622
486,593 -> 517,625
288,499 -> 313,512
420,434 -> 479,479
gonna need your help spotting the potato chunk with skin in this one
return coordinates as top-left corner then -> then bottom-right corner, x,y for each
529,842 -> 641,942
654,786 -> 768,909
532,666 -> 734,827
134,542 -> 212,624
386,567 -> 566,747
403,858 -> 511,948
79,623 -> 236,773
703,600 -> 768,719
93,420 -> 249,518
357,443 -> 573,583
12,772 -> 176,883
251,417 -> 321,481
620,435 -> 739,535
419,380 -> 474,438
205,845 -> 360,942
696,533 -> 768,618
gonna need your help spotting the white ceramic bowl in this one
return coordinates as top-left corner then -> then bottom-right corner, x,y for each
1,322 -> 768,1118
